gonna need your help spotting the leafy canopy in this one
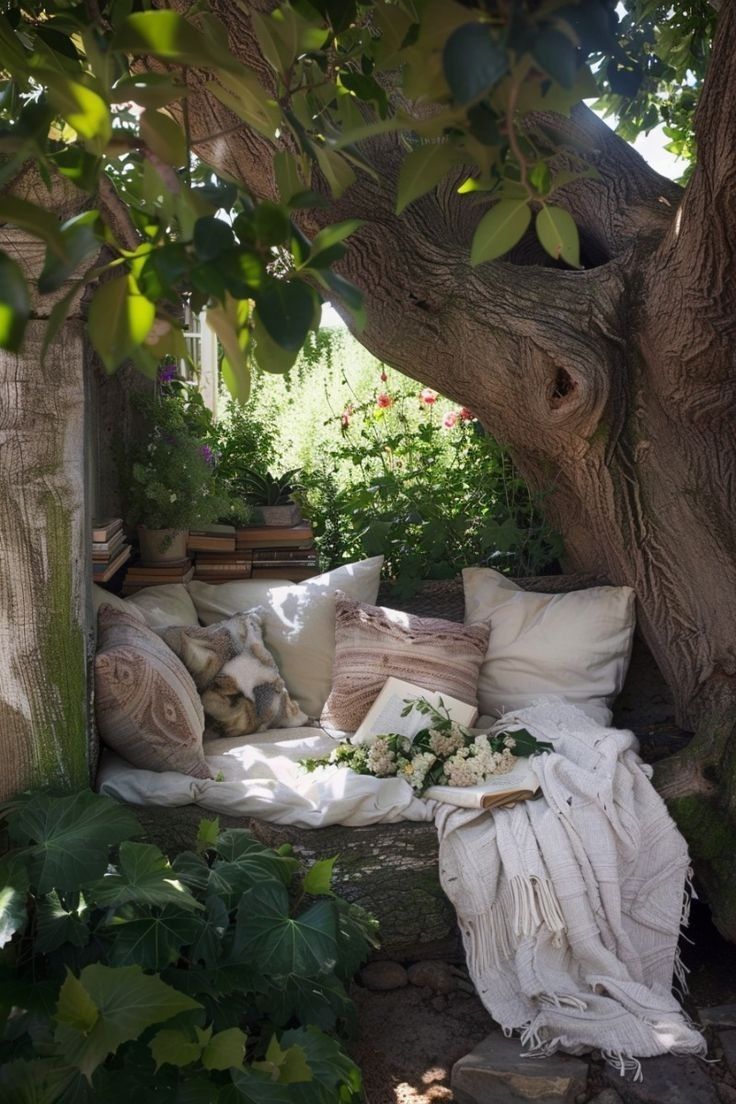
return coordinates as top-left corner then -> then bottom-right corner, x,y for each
0,0 -> 713,390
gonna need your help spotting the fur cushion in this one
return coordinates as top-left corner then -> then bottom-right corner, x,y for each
94,605 -> 211,778
161,612 -> 308,738
321,594 -> 491,732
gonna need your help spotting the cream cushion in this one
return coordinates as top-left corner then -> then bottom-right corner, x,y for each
322,595 -> 490,732
124,583 -> 199,630
462,567 -> 635,726
93,583 -> 145,623
94,605 -> 210,778
188,557 -> 383,718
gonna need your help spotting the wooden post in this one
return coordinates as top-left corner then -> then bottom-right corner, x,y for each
0,176 -> 93,800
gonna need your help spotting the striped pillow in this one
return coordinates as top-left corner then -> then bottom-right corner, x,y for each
321,594 -> 491,733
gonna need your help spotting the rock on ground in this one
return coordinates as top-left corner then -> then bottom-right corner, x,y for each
451,1033 -> 588,1104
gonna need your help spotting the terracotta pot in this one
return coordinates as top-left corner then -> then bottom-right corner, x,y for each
137,527 -> 188,563
257,503 -> 302,527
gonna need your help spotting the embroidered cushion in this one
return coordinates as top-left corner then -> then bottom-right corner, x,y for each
161,612 -> 308,738
94,605 -> 210,778
321,594 -> 491,732
462,567 -> 635,726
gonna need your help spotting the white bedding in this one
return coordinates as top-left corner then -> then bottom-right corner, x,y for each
97,725 -> 434,827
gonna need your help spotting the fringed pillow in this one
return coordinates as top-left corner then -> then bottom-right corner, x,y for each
161,612 -> 307,739
321,594 -> 491,733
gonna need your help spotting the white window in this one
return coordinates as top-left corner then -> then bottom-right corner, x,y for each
180,306 -> 219,416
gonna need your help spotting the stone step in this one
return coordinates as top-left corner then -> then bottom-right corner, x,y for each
450,1033 -> 588,1104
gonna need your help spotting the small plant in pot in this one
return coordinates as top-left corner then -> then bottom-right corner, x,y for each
125,377 -> 234,560
242,467 -> 303,526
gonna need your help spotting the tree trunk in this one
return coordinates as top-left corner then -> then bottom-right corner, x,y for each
0,170 -> 93,800
176,0 -> 736,935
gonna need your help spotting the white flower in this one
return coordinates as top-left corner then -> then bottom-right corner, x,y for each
169,493 -> 177,502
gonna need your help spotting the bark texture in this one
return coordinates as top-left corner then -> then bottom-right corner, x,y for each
178,1 -> 736,933
0,171 -> 93,800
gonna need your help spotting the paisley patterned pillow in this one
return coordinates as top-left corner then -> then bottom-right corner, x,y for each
161,612 -> 308,739
95,605 -> 210,778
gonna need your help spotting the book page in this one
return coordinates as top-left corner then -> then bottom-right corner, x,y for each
352,677 -> 478,746
424,757 -> 539,809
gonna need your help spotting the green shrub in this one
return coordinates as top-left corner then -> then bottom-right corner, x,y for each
0,790 -> 377,1103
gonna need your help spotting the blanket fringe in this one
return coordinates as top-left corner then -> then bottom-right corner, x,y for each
465,876 -> 566,973
602,1049 -> 643,1081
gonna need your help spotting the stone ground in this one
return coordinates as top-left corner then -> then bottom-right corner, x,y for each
348,899 -> 736,1104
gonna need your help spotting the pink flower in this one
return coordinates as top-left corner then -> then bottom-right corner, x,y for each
459,407 -> 474,421
380,369 -> 388,382
376,392 -> 393,409
443,411 -> 459,429
419,387 -> 437,405
341,404 -> 353,429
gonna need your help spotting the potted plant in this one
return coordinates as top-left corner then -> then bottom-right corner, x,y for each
242,467 -> 303,526
124,379 -> 233,561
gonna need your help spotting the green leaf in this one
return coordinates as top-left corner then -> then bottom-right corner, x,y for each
470,199 -> 531,265
7,791 -> 140,894
396,143 -> 463,214
0,195 -> 65,258
313,146 -> 356,198
232,883 -> 337,978
201,1026 -> 247,1071
533,28 -> 579,90
111,73 -> 186,109
226,1069 -> 295,1103
209,70 -> 280,138
46,75 -> 112,155
274,151 -> 303,204
111,11 -> 241,70
251,311 -> 300,376
140,109 -> 188,167
253,202 -> 291,247
536,204 -> 580,266
0,252 -> 30,352
255,279 -> 316,353
193,216 -> 236,262
197,818 -> 220,853
302,857 -> 336,897
49,147 -> 101,192
56,969 -> 99,1034
443,24 -> 507,107
38,210 -> 101,294
254,1036 -> 311,1084
207,851 -> 297,911
41,278 -> 84,362
35,890 -> 89,954
207,294 -> 250,402
88,274 -> 156,372
55,964 -> 201,1081
150,1027 -> 202,1071
107,907 -> 204,970
0,855 -> 29,948
280,1026 -> 361,1095
88,841 -> 202,912
307,218 -> 362,263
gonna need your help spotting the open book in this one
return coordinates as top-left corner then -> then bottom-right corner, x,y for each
424,756 -> 540,810
351,677 -> 478,746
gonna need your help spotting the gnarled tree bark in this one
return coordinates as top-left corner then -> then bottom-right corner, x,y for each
175,1 -> 736,933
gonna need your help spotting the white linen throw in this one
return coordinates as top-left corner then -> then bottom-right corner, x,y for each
434,699 -> 706,1074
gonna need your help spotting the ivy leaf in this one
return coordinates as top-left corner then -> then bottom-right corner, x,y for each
470,199 -> 531,265
0,252 -> 30,352
88,841 -> 202,912
150,1027 -> 202,1071
254,1036 -> 311,1084
279,1026 -> 361,1096
232,883 -> 337,978
88,274 -> 156,373
106,908 -> 204,970
35,890 -> 89,954
255,279 -> 316,352
302,857 -> 336,897
55,964 -> 201,1081
396,143 -> 463,213
196,818 -> 220,854
443,24 -> 507,107
225,1069 -> 296,1103
207,851 -> 297,911
7,791 -> 140,894
201,1026 -> 247,1071
536,204 -> 581,267
140,109 -> 188,167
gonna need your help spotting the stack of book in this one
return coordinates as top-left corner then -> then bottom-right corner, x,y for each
121,557 -> 195,594
188,524 -> 253,582
92,518 -> 132,584
236,522 -> 320,582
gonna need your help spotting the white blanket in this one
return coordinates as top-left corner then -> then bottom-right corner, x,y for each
435,700 -> 705,1073
97,703 -> 705,1066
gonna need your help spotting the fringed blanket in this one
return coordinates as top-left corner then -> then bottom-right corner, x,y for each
434,699 -> 706,1076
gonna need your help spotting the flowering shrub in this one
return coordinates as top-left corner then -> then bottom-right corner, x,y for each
123,374 -> 233,530
299,366 -> 562,596
303,698 -> 551,795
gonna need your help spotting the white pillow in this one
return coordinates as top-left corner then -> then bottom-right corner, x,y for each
188,557 -> 383,719
462,567 -> 635,726
93,584 -> 145,623
124,583 -> 199,631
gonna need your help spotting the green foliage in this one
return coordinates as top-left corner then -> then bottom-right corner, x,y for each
0,790 -> 375,1103
0,0 -> 715,369
211,395 -> 280,510
121,375 -> 234,531
241,468 -> 302,508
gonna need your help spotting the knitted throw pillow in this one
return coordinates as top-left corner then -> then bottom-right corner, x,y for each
321,594 -> 491,732
161,612 -> 308,739
95,604 -> 211,778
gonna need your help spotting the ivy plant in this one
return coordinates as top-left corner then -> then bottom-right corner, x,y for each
0,789 -> 377,1103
